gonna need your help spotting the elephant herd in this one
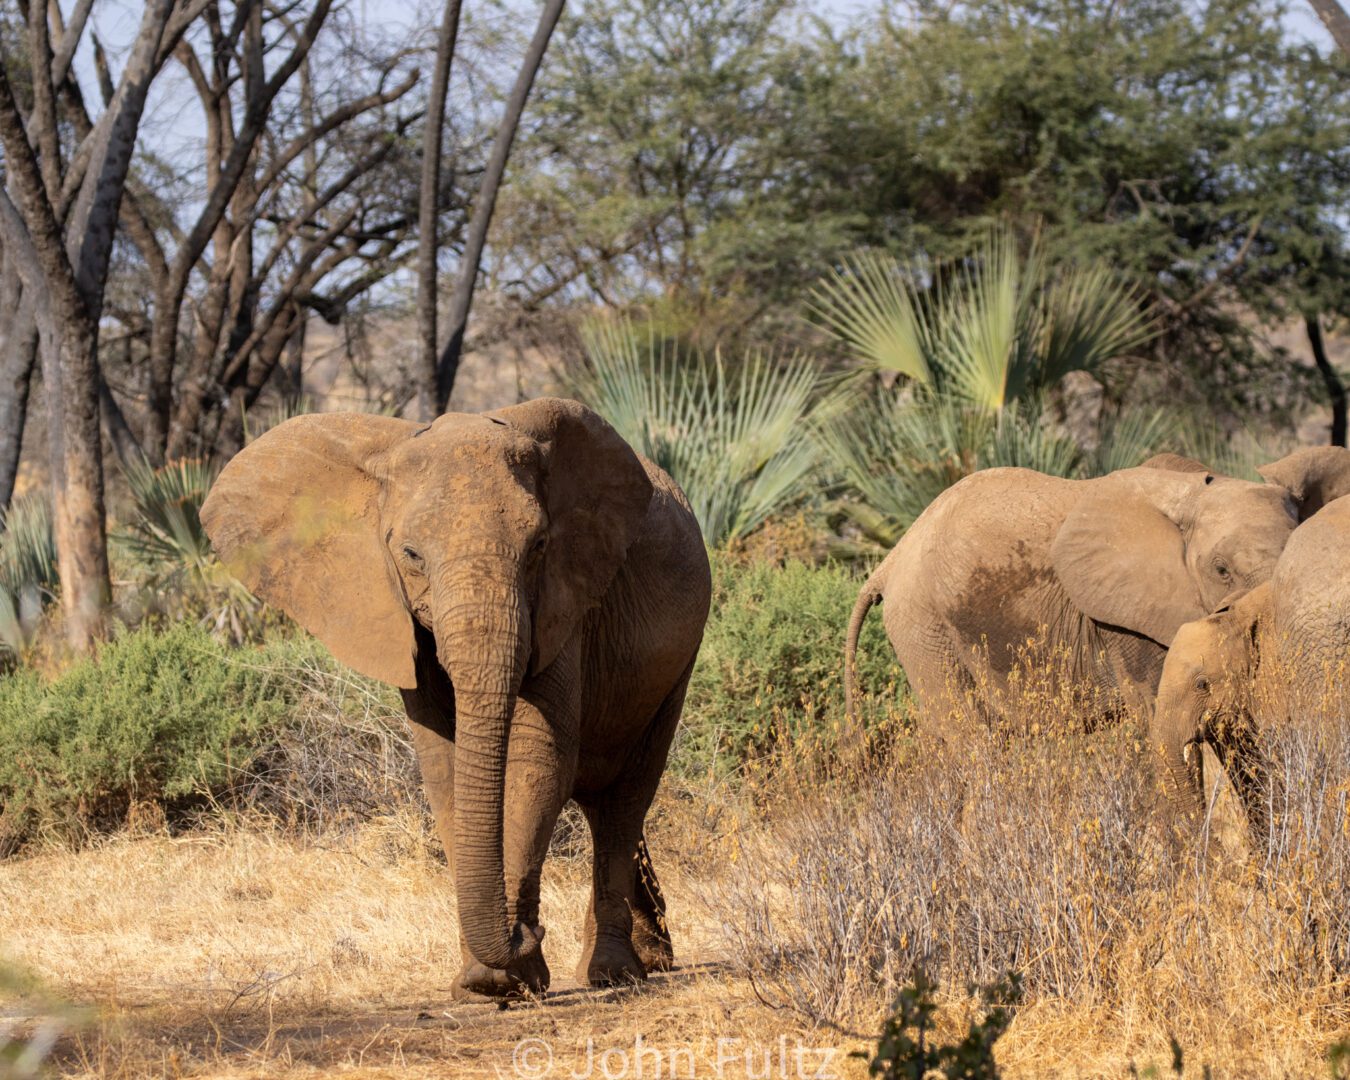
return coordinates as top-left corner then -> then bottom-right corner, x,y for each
201,398 -> 1350,1004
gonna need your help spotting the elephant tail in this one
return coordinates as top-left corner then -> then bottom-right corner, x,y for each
844,572 -> 884,740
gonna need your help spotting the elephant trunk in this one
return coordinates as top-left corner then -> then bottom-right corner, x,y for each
1149,684 -> 1205,828
434,556 -> 535,972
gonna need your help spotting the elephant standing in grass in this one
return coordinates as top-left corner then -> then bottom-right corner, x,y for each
844,454 -> 1325,733
201,398 -> 711,1000
1152,453 -> 1350,843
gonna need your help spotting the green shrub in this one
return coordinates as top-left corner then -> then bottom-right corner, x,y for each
861,970 -> 1022,1080
675,554 -> 907,775
0,624 -> 316,852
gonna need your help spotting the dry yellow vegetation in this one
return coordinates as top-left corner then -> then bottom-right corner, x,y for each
3,652 -> 1350,1079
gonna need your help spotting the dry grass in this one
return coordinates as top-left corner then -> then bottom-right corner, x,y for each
705,641 -> 1350,1077
0,796 -> 867,1079
5,637 -> 1350,1077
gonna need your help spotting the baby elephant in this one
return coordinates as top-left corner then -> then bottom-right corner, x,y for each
1152,492 -> 1350,843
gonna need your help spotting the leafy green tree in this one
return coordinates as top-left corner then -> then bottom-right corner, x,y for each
789,0 -> 1350,413
500,0 -> 862,335
510,0 -> 1349,420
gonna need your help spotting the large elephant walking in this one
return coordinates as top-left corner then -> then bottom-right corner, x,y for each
844,455 -> 1322,731
202,398 -> 711,1000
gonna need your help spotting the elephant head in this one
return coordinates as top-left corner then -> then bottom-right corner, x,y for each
1258,446 -> 1350,522
1051,467 -> 1296,648
200,398 -> 653,975
1150,583 -> 1272,838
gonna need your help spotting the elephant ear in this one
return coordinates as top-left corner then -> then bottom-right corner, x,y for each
1257,447 -> 1350,522
488,398 -> 654,672
1051,469 -> 1208,647
1139,452 -> 1212,474
1218,582 -> 1270,679
201,413 -> 420,688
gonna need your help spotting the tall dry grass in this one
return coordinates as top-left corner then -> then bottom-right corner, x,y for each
5,625 -> 1350,1075
706,638 -> 1350,1074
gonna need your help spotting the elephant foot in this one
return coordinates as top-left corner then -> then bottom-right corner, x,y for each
632,918 -> 674,973
452,925 -> 549,1001
577,933 -> 648,988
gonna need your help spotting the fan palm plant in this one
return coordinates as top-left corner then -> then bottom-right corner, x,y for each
808,228 -> 1156,411
810,229 -> 1161,542
572,317 -> 824,546
120,458 -> 218,578
0,493 -> 58,658
818,392 -> 1084,546
117,458 -> 258,639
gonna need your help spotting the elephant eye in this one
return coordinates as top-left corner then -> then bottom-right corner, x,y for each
1215,563 -> 1231,580
401,545 -> 423,565
1194,675 -> 1210,693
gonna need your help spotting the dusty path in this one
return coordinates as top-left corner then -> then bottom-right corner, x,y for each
0,824 -> 864,1078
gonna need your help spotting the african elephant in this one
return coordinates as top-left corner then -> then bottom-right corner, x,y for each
1152,477 -> 1350,842
844,453 -> 1320,733
200,398 -> 711,1000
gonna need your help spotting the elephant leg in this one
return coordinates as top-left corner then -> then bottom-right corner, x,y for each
402,680 -> 457,870
577,661 -> 691,987
630,835 -> 673,972
452,662 -> 579,1001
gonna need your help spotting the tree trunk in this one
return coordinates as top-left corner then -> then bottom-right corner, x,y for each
0,306 -> 38,517
0,71 -> 112,651
1308,314 -> 1346,447
415,0 -> 464,422
282,312 -> 307,400
46,323 -> 111,648
1309,0 -> 1350,53
436,0 -> 566,412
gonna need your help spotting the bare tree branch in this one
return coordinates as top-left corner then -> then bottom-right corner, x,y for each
1309,0 -> 1350,53
415,0 -> 464,421
436,0 -> 567,411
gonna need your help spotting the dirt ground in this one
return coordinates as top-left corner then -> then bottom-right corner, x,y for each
0,815 -> 868,1079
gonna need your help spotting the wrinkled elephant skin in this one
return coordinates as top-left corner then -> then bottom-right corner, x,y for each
201,398 -> 712,1000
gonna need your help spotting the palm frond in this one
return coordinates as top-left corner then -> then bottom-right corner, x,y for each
1037,264 -> 1157,388
820,390 -> 1086,545
119,458 -> 218,576
807,250 -> 936,385
1166,414 -> 1290,482
941,230 -> 1027,410
573,316 -> 823,545
0,493 -> 57,596
0,493 -> 57,657
1086,407 -> 1179,476
807,228 -> 1156,415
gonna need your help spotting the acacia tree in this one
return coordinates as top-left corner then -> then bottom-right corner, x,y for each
1304,0 -> 1350,444
0,0 -> 202,649
499,0 -> 821,325
137,0 -> 337,464
149,7 -> 423,459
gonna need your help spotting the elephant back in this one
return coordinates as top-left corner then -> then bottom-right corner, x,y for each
1271,495 -> 1350,690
